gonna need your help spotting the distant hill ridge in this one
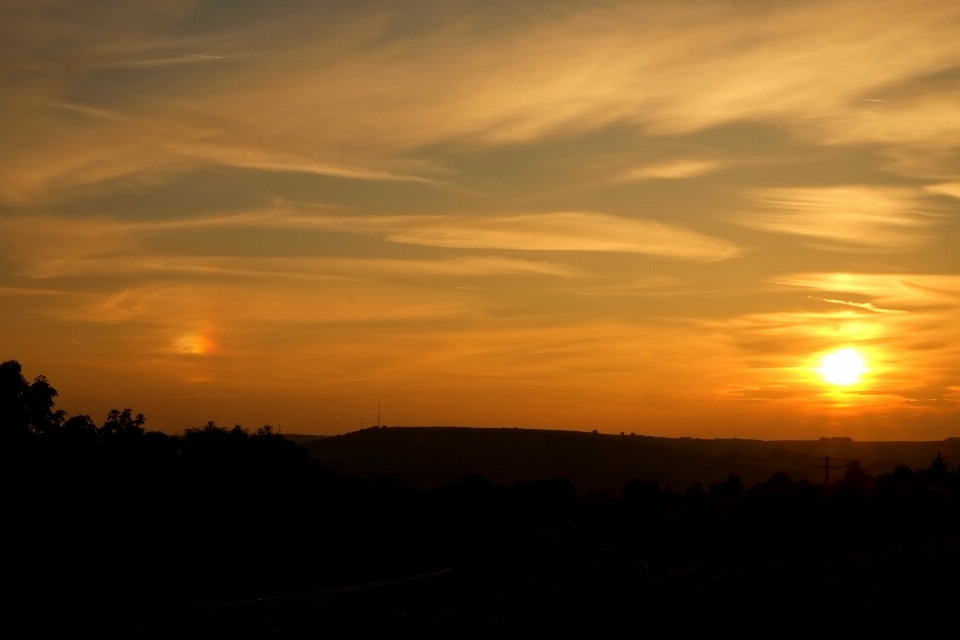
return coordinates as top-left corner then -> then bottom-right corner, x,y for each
289,426 -> 960,492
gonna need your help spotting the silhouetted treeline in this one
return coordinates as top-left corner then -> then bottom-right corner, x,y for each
2,360 -> 959,634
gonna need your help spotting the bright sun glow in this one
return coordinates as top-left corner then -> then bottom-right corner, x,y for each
819,348 -> 867,386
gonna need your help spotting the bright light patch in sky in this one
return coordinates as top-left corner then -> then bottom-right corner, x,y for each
819,349 -> 868,386
174,334 -> 214,356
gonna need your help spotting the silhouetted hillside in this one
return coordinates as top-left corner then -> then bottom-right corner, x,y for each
282,433 -> 332,445
302,426 -> 960,491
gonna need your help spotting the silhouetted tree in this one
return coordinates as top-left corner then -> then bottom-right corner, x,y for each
101,408 -> 146,439
26,375 -> 65,435
0,360 -> 29,442
62,413 -> 97,436
0,360 -> 64,441
623,478 -> 662,505
925,452 -> 949,485
685,482 -> 706,507
709,473 -> 744,500
877,465 -> 920,498
767,471 -> 792,489
843,459 -> 871,485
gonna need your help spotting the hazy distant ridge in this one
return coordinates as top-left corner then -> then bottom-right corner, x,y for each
298,427 -> 960,492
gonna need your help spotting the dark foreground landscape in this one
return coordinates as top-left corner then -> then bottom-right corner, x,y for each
4,360 -> 960,635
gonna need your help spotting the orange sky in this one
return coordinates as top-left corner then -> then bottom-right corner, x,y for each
2,1 -> 960,439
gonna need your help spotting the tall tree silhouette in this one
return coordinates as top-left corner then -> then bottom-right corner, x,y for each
925,452 -> 949,485
0,359 -> 64,441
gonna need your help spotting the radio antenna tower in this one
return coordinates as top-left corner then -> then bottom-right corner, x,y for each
377,401 -> 381,428
818,456 -> 841,485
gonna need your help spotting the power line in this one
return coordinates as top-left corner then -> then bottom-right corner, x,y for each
818,456 -> 841,484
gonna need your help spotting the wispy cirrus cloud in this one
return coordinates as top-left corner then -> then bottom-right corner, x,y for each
615,160 -> 721,182
48,102 -> 128,121
176,142 -> 441,184
774,272 -> 960,307
88,54 -> 229,68
0,214 -> 584,280
16,254 -> 582,282
64,280 -> 474,326
807,297 -> 904,314
1,210 -> 738,275
926,182 -> 960,200
0,104 -> 436,203
382,212 -> 740,261
5,1 -> 960,202
735,187 -> 939,249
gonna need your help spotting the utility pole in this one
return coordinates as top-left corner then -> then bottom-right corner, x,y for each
377,401 -> 381,428
818,456 -> 840,485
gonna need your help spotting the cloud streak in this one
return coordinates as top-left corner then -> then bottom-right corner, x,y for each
616,160 -> 721,182
807,297 -> 904,314
774,272 -> 960,307
926,182 -> 960,200
736,187 -> 939,249
1,211 -> 737,277
383,212 -> 740,260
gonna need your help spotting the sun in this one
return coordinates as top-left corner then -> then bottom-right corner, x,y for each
819,348 -> 867,386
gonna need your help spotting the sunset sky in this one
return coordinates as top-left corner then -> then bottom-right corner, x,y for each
3,1 -> 960,439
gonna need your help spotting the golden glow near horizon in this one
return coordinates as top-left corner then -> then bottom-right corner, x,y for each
2,1 -> 960,439
819,349 -> 868,386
